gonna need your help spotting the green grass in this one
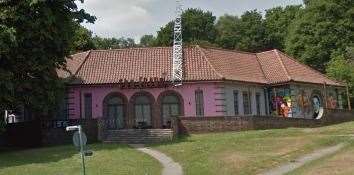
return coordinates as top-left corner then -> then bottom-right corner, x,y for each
150,121 -> 354,175
287,138 -> 354,175
1,121 -> 354,175
0,143 -> 162,175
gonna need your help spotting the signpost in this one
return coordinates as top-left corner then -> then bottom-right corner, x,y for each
66,125 -> 92,175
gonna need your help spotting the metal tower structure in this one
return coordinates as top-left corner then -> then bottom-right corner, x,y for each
171,0 -> 183,86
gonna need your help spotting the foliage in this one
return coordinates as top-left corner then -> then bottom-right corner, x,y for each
70,23 -> 96,53
326,47 -> 354,95
285,0 -> 354,72
155,8 -> 217,46
215,10 -> 268,52
214,15 -> 241,49
92,36 -> 136,49
139,34 -> 156,47
0,0 -> 95,114
264,5 -> 302,50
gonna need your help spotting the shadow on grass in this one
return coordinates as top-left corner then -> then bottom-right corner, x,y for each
0,142 -> 131,170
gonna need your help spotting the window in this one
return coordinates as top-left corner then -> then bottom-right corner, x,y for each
84,93 -> 92,119
243,91 -> 251,115
134,95 -> 152,127
233,90 -> 239,115
256,93 -> 261,115
195,90 -> 204,116
161,94 -> 181,126
104,95 -> 125,129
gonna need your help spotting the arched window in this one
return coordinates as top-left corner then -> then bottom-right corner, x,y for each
104,95 -> 125,129
134,95 -> 152,128
161,94 -> 181,126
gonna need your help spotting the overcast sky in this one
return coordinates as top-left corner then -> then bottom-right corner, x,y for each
78,0 -> 303,42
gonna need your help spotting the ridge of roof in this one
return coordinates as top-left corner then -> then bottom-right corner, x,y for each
91,46 -> 174,52
196,45 -> 225,79
274,49 -> 292,81
199,45 -> 257,55
73,50 -> 92,77
254,53 -> 270,85
276,50 -> 343,86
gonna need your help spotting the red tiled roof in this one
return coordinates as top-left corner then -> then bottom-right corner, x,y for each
57,51 -> 90,78
256,50 -> 342,86
57,46 -> 343,86
200,47 -> 268,84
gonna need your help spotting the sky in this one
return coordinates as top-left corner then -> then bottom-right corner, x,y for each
78,0 -> 303,42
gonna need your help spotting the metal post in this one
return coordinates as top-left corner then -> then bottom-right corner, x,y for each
347,83 -> 352,110
78,125 -> 86,175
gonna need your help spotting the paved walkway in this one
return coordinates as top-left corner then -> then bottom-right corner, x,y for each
259,143 -> 345,175
130,144 -> 183,175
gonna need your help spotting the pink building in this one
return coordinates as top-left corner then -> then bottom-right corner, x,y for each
57,46 -> 346,129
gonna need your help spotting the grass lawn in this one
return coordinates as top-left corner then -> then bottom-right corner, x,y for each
0,143 -> 162,175
151,121 -> 354,175
287,139 -> 354,175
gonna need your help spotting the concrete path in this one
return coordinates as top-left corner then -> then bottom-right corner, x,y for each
130,144 -> 183,175
259,143 -> 345,175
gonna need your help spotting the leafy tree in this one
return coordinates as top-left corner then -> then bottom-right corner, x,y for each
215,10 -> 268,52
215,15 -> 241,49
285,0 -> 354,72
140,35 -> 156,47
0,0 -> 95,116
264,5 -> 302,50
155,8 -> 216,46
93,36 -> 136,49
70,23 -> 96,53
326,47 -> 354,105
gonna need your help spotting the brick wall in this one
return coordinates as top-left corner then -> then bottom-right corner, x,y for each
176,109 -> 354,134
41,119 -> 98,146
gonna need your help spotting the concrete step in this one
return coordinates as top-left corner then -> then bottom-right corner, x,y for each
103,129 -> 174,144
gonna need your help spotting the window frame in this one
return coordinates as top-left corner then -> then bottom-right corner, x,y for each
84,93 -> 92,119
233,90 -> 239,115
243,91 -> 252,115
195,89 -> 204,116
256,92 -> 261,116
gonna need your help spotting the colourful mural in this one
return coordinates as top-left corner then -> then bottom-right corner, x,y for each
326,92 -> 337,109
296,89 -> 311,117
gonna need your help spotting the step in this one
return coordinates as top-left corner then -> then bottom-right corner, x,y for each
102,129 -> 174,144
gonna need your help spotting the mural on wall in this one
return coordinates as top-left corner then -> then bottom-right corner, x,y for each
296,89 -> 311,117
326,92 -> 337,109
270,87 -> 292,117
271,86 -> 340,118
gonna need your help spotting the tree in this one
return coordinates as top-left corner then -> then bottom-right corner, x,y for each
140,35 -> 156,47
264,5 -> 302,50
215,15 -> 241,49
70,23 -> 96,53
155,8 -> 216,46
0,0 -> 95,115
215,10 -> 268,52
326,47 -> 354,105
92,36 -> 136,49
285,0 -> 354,72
